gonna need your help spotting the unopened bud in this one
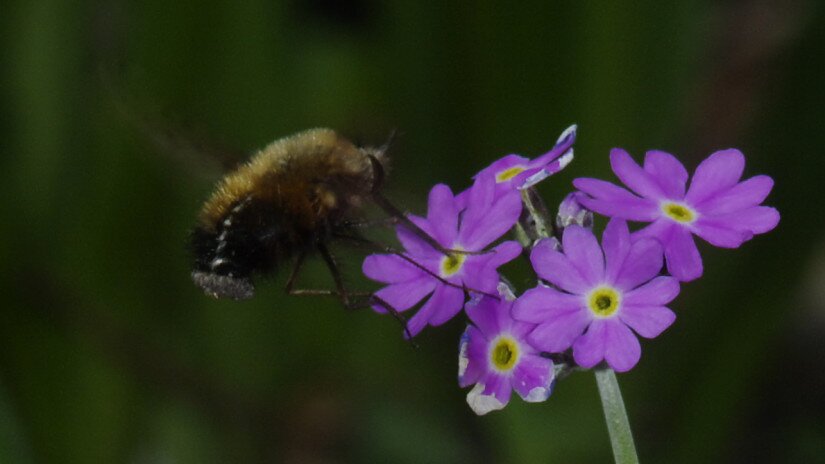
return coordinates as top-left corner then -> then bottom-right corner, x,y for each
556,192 -> 593,231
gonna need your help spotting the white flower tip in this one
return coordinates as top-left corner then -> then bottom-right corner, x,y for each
523,386 -> 552,403
467,383 -> 505,415
518,149 -> 575,190
558,149 -> 574,169
465,292 -> 485,309
458,333 -> 470,378
497,282 -> 517,301
556,124 -> 578,145
520,170 -> 550,189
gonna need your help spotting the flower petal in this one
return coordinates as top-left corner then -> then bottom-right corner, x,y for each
703,206 -> 780,235
482,374 -> 513,405
602,319 -> 641,372
512,354 -> 555,402
426,184 -> 458,246
631,218 -> 674,244
467,382 -> 505,415
579,198 -> 662,222
461,261 -> 501,295
614,238 -> 665,291
530,238 -> 590,293
372,277 -> 436,313
458,327 -> 485,387
460,174 -> 496,238
610,148 -> 666,199
463,241 -> 522,294
396,215 -> 441,257
644,150 -> 688,198
696,175 -> 774,215
602,218 -> 631,284
461,190 -> 522,249
521,150 -> 574,189
487,240 -> 522,267
572,320 -> 607,369
527,308 -> 591,353
474,154 -> 530,182
685,149 -> 745,204
428,285 -> 467,326
530,124 -> 577,167
574,178 -> 660,221
465,295 -> 502,335
620,305 -> 676,339
405,284 -> 462,337
555,123 -> 578,147
623,276 -> 680,306
692,218 -> 752,248
512,285 -> 584,323
664,226 -> 703,281
362,254 -> 425,283
562,225 -> 605,285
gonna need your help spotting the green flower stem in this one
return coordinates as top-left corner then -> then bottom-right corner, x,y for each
519,187 -> 639,464
518,188 -> 553,243
595,368 -> 639,464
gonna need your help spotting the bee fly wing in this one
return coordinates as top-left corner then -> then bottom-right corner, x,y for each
191,271 -> 255,300
103,71 -> 247,176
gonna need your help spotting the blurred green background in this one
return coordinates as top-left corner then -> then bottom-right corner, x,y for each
2,1 -> 824,462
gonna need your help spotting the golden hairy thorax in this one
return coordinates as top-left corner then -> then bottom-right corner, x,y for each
197,128 -> 378,231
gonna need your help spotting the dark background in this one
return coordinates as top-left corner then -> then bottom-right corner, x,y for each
2,1 -> 824,462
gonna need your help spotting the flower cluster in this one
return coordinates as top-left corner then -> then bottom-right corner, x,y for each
362,127 -> 778,414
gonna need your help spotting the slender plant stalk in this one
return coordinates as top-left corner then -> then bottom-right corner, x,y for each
519,188 -> 639,464
595,368 -> 639,464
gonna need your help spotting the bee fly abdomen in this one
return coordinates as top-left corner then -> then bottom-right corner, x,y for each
191,197 -> 287,300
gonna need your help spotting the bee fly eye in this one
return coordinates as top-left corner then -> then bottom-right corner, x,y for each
367,155 -> 385,193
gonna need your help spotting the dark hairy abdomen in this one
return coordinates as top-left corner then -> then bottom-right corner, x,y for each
191,196 -> 314,299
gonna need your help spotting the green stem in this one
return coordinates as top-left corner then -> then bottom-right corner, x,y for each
595,368 -> 639,464
518,187 -> 639,464
518,188 -> 553,243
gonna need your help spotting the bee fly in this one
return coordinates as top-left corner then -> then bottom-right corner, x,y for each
190,128 -> 461,327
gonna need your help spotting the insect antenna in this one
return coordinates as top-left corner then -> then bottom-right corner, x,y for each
367,156 -> 484,257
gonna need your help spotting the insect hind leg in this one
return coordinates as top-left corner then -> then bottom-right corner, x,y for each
284,243 -> 415,342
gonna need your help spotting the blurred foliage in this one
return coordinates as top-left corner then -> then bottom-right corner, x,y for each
1,0 -> 824,463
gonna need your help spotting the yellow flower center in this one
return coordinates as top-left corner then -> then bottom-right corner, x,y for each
587,286 -> 621,318
662,202 -> 696,223
490,336 -> 520,372
440,252 -> 466,277
495,165 -> 526,183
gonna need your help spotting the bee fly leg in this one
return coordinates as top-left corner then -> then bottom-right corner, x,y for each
284,242 -> 416,342
340,216 -> 399,230
318,242 -> 416,343
284,248 -> 370,301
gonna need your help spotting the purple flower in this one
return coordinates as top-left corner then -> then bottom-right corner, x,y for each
574,149 -> 780,281
456,125 -> 576,206
362,175 -> 522,337
512,219 -> 679,372
459,285 -> 555,415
